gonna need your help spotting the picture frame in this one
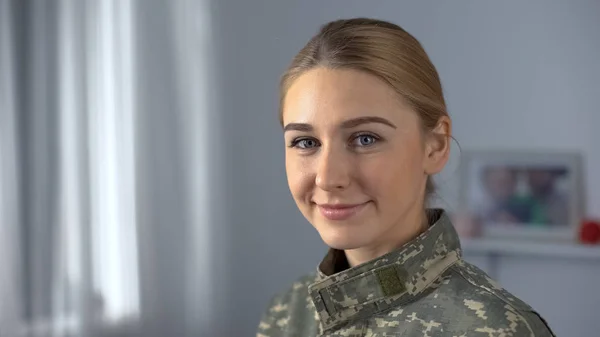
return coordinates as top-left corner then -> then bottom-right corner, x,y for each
459,150 -> 584,242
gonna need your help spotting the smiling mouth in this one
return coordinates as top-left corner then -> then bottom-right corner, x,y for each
317,202 -> 369,221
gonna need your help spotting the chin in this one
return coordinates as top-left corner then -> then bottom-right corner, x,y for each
317,225 -> 372,250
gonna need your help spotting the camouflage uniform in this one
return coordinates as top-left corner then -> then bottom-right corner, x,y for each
257,209 -> 555,337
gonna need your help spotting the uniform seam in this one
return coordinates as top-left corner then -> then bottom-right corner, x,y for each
412,250 -> 460,295
450,264 -> 533,314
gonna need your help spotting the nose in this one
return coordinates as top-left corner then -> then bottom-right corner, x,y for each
315,146 -> 351,191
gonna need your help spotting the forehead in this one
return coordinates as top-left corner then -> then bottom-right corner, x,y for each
282,68 -> 412,126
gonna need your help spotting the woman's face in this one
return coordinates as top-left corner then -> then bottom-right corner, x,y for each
282,68 -> 447,251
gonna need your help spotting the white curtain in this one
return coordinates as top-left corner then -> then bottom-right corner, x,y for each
171,0 -> 216,334
0,0 -> 216,336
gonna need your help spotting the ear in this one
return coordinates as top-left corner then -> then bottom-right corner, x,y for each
423,116 -> 451,175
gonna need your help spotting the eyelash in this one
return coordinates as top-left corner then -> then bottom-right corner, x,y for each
351,132 -> 381,147
288,132 -> 381,150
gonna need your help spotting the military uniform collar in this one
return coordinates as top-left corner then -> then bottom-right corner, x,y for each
308,209 -> 462,333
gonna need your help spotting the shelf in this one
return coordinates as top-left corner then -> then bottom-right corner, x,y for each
460,238 -> 600,260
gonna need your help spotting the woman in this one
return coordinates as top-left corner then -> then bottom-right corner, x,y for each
257,18 -> 555,337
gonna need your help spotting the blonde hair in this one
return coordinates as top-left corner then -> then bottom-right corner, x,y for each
279,18 -> 449,196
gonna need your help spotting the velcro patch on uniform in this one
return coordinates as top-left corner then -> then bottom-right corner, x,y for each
375,266 -> 406,297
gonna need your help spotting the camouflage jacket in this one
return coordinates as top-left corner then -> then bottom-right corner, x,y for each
257,209 -> 555,337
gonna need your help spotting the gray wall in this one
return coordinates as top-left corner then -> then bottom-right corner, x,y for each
210,0 -> 600,336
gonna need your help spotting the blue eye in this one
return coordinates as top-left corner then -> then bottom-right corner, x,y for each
352,134 -> 378,147
291,138 -> 320,149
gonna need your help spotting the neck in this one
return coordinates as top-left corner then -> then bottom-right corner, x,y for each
344,206 -> 428,267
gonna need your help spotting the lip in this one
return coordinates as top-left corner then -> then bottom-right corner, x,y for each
317,202 -> 369,221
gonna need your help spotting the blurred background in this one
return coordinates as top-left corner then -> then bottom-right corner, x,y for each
1,0 -> 599,336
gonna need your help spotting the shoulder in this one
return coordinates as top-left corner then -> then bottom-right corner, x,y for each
256,272 -> 317,337
441,259 -> 556,336
450,259 -> 533,310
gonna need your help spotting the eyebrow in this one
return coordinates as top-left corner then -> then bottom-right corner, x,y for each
283,116 -> 397,132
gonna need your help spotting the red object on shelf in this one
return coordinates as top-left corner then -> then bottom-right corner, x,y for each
579,219 -> 600,244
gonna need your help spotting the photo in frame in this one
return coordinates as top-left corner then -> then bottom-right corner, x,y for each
459,150 -> 584,242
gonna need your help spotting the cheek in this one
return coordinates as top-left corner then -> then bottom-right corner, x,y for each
285,155 -> 314,199
359,146 -> 425,200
